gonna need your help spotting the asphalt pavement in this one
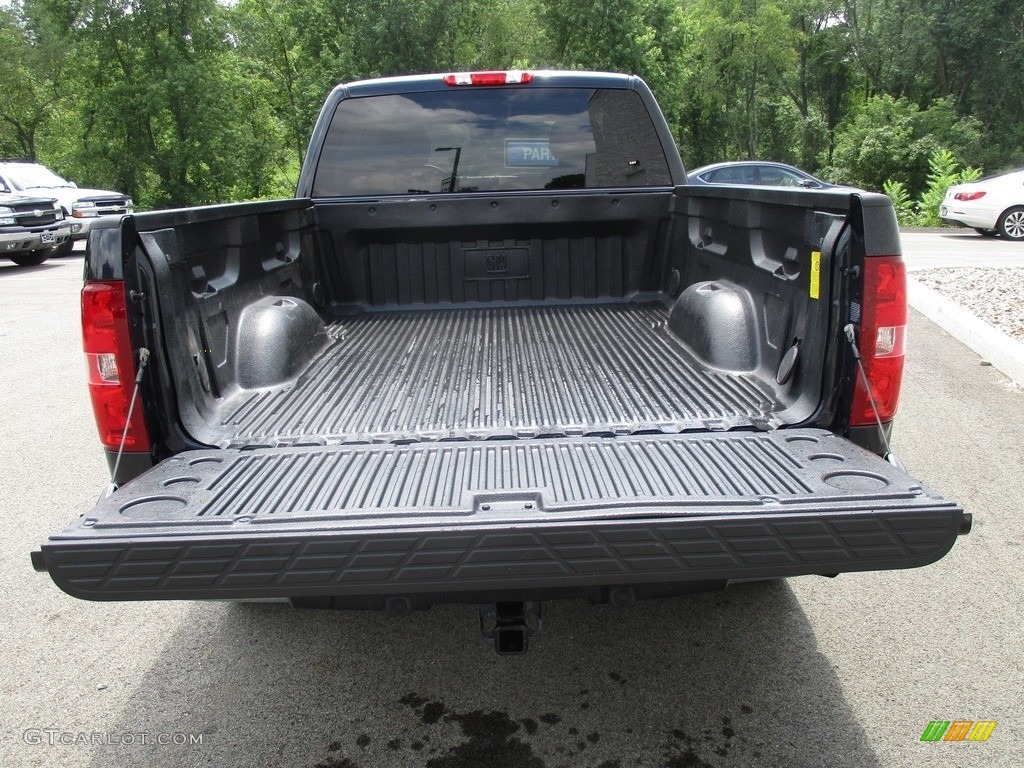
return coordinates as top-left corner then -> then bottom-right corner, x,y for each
0,240 -> 1021,768
900,228 -> 1024,272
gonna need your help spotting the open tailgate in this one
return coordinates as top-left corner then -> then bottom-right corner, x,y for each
33,430 -> 967,601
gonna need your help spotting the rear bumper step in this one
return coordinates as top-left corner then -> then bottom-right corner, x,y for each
34,430 -> 966,601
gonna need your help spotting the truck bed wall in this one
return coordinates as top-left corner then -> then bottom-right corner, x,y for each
129,188 -> 860,451
313,192 -> 671,309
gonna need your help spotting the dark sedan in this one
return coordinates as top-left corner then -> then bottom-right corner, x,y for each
687,161 -> 837,189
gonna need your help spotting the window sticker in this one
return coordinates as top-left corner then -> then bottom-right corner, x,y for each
505,139 -> 558,168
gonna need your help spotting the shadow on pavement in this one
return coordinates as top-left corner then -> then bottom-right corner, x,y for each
87,580 -> 882,768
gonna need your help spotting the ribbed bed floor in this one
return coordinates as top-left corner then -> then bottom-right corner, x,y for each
210,302 -> 779,447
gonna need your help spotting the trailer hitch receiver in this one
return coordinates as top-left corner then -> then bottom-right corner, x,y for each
478,601 -> 542,654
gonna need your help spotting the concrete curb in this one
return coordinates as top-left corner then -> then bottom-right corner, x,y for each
908,277 -> 1024,387
899,226 -> 959,235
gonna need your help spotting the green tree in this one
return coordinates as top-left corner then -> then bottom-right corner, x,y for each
824,94 -> 981,194
467,0 -> 544,69
540,0 -> 686,125
231,0 -> 321,178
4,0 -> 1016,209
341,0 -> 481,77
776,0 -> 853,167
27,0 -> 288,207
842,0 -> 1024,167
0,6 -> 70,160
677,0 -> 797,165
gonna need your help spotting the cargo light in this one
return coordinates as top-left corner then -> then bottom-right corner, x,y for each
82,280 -> 150,451
953,191 -> 986,201
850,256 -> 907,426
443,71 -> 534,87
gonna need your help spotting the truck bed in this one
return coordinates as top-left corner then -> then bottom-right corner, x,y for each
35,72 -> 969,616
211,301 -> 778,448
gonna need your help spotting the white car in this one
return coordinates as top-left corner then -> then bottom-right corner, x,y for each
0,161 -> 132,248
941,168 -> 1024,240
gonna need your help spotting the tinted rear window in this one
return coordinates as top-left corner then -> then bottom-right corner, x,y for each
312,87 -> 672,196
705,166 -> 754,184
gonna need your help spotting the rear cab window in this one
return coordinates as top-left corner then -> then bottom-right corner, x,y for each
312,86 -> 673,196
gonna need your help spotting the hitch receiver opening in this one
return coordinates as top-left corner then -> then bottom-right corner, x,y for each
478,601 -> 542,654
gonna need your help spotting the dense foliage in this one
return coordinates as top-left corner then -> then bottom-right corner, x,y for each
1,0 -> 1021,210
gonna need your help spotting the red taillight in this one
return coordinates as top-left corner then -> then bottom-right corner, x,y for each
953,190 -> 986,201
850,256 -> 907,426
82,280 -> 150,451
443,71 -> 534,86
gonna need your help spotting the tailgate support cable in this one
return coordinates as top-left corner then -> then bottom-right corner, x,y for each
105,347 -> 150,497
843,324 -> 892,459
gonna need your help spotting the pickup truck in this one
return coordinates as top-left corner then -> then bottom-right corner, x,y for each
33,71 -> 968,653
0,193 -> 71,266
0,160 -> 133,253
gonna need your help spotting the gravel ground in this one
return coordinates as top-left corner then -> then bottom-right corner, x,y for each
913,267 -> 1024,343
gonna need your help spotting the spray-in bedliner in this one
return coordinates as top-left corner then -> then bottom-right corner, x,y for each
207,301 -> 781,448
34,429 -> 964,601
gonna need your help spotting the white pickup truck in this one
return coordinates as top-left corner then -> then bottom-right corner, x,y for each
0,160 -> 132,253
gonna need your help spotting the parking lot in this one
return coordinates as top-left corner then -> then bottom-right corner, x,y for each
1,235 -> 1022,768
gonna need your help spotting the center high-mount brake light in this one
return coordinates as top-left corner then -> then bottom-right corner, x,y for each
443,71 -> 534,87
850,256 -> 907,427
82,280 -> 151,452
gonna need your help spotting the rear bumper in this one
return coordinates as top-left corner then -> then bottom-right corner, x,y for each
33,429 -> 968,602
939,205 -> 998,230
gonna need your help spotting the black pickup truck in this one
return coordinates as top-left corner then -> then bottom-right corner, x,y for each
34,71 -> 967,652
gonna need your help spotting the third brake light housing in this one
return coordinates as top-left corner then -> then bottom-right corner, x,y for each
443,71 -> 534,86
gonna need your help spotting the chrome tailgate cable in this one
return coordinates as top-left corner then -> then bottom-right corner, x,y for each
843,324 -> 893,459
104,347 -> 150,498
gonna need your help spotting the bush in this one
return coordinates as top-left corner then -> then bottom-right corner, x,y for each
915,149 -> 981,226
883,149 -> 981,227
883,179 -> 915,224
824,95 -> 982,196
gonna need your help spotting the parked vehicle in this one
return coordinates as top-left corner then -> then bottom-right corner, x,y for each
941,169 -> 1024,240
0,161 -> 132,252
0,193 -> 71,266
32,72 -> 967,653
687,161 -> 839,189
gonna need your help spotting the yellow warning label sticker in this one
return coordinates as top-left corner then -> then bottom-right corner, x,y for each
810,251 -> 821,300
